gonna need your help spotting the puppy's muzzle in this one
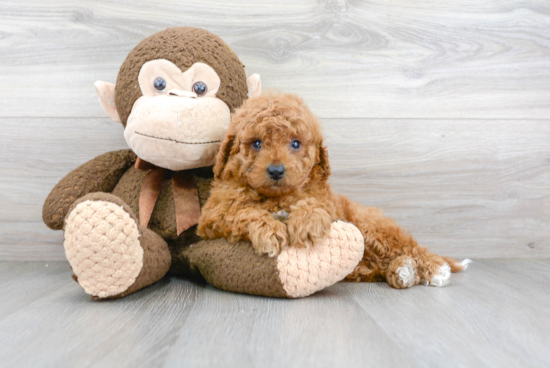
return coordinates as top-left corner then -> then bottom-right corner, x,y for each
267,164 -> 285,181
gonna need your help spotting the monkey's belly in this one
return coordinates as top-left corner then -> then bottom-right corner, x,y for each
112,167 -> 178,239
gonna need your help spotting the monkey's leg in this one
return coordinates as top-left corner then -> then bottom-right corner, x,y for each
63,193 -> 171,299
176,221 -> 364,298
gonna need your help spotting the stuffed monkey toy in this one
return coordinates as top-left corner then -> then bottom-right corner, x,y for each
42,27 -> 364,299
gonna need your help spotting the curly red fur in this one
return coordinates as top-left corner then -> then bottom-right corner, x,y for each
198,91 -> 467,288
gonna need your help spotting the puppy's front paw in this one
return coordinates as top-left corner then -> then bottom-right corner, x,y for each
248,220 -> 289,257
288,204 -> 332,248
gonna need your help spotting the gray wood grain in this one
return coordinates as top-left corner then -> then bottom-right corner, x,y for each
344,260 -> 550,368
0,117 -> 128,261
0,260 -> 549,367
1,1 -> 549,260
0,273 -> 199,367
325,119 -> 550,259
163,285 -> 418,368
0,261 -> 71,319
1,117 -> 548,260
1,1 -> 548,366
0,0 -> 549,119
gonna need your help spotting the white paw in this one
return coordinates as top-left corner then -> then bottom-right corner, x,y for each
430,263 -> 451,287
397,258 -> 416,288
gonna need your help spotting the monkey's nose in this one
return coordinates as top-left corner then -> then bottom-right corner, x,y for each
167,89 -> 197,98
267,164 -> 285,181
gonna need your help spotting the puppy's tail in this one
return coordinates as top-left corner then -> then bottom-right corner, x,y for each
442,257 -> 472,273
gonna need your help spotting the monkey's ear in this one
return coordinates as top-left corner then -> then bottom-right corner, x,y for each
214,132 -> 239,179
94,81 -> 121,123
247,74 -> 262,98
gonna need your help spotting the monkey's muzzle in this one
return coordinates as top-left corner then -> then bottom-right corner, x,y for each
124,95 -> 231,171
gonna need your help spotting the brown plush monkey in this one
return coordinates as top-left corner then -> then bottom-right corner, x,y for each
43,27 -> 364,299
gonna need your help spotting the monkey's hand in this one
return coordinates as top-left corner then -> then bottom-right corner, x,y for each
247,217 -> 289,257
288,199 -> 332,248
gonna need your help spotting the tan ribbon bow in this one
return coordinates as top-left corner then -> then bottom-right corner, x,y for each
135,157 -> 201,236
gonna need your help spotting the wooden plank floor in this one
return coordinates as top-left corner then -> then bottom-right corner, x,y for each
0,260 -> 548,368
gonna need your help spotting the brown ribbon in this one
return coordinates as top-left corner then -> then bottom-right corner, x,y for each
136,157 -> 201,236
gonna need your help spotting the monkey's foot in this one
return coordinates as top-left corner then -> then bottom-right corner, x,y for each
185,221 -> 364,298
277,221 -> 364,298
64,199 -> 144,298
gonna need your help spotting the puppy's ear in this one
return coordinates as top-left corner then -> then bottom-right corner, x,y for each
312,142 -> 331,181
214,132 -> 239,179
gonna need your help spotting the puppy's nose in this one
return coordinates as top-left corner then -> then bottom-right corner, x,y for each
267,164 -> 285,181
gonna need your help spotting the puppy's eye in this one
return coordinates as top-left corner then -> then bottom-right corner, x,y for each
192,81 -> 208,96
290,139 -> 301,151
251,140 -> 262,150
154,77 -> 167,92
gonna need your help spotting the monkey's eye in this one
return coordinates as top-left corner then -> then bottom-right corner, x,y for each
251,140 -> 262,150
290,139 -> 301,151
154,77 -> 167,93
192,81 -> 208,96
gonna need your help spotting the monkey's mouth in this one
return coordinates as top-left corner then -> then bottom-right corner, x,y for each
135,131 -> 221,145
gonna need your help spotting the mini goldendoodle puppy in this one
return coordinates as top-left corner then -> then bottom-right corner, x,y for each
198,92 -> 470,288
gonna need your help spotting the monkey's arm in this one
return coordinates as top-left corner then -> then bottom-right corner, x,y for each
43,149 -> 137,230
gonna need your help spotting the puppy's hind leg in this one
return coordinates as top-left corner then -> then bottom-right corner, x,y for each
335,194 -> 470,289
412,250 -> 472,287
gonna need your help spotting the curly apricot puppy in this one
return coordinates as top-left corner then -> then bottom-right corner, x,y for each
198,92 -> 471,288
